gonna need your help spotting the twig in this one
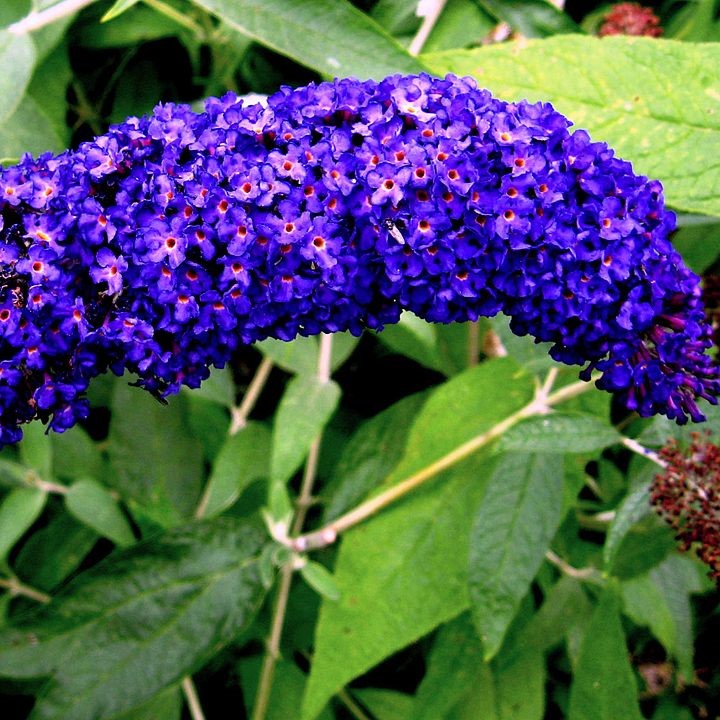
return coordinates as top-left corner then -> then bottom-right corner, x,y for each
337,689 -> 372,720
229,356 -> 274,435
181,676 -> 207,720
252,335 -> 334,720
0,576 -> 51,604
289,375 -> 596,553
545,550 -> 599,581
8,0 -> 96,34
620,436 -> 667,468
408,0 -> 448,56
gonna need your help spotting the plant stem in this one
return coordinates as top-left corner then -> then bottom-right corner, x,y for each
230,356 -> 274,435
0,576 -> 51,604
620,436 -> 667,468
467,322 -> 480,367
291,375 -> 595,552
337,689 -> 372,720
8,0 -> 96,34
408,0 -> 447,56
181,676 -> 207,720
252,335 -> 334,720
544,550 -> 599,581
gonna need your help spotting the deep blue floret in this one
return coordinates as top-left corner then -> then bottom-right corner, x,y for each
0,73 -> 717,445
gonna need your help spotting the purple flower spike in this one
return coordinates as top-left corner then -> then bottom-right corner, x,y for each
0,73 -> 717,445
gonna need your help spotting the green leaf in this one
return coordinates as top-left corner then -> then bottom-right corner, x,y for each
494,646 -> 545,720
0,94 -> 64,162
422,0 -> 495,53
0,30 -> 36,125
199,422 -> 271,519
258,333 -> 357,376
322,391 -> 429,523
51,426 -> 103,483
65,479 -> 135,547
468,452 -> 565,660
301,359 -> 535,720
27,41 -> 72,147
672,215 -> 720,273
488,316 -> 555,374
411,613 -> 485,720
0,518 -> 267,720
19,420 -> 53,480
568,584 -> 643,720
622,554 -> 702,681
0,486 -> 46,563
239,658 -> 334,720
108,685 -> 181,720
500,413 -> 620,454
376,311 -> 445,373
603,481 -> 653,570
478,0 -> 580,37
107,384 -> 205,527
14,513 -> 97,592
424,37 -> 720,216
270,377 -> 341,486
101,0 -> 141,22
353,689 -> 414,720
76,3 -> 187,48
299,560 -> 341,602
521,575 -> 592,653
187,366 -> 235,408
189,0 -> 425,78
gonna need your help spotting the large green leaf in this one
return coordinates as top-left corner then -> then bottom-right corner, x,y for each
621,554 -> 703,681
568,584 -> 643,720
424,37 -> 720,216
500,413 -> 620,454
0,95 -> 64,162
411,613 -> 486,720
190,0 -> 425,79
107,383 -> 205,527
468,451 -> 564,660
478,0 -> 580,37
0,486 -> 46,563
322,391 -> 429,522
64,479 -> 135,547
199,421 -> 271,518
0,29 -> 35,125
0,518 -> 267,720
301,359 -> 535,719
270,376 -> 341,486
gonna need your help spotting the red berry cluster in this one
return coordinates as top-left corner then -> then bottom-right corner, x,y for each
651,433 -> 720,581
598,2 -> 663,37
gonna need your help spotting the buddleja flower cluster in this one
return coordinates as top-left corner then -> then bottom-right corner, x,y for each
598,3 -> 663,37
651,434 -> 720,581
0,73 -> 717,445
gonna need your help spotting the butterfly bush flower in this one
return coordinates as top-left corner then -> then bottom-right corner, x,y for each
0,73 -> 717,445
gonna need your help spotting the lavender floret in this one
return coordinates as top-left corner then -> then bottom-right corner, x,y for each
0,73 -> 716,445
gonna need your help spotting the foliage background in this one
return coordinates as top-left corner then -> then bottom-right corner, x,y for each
0,0 -> 719,718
